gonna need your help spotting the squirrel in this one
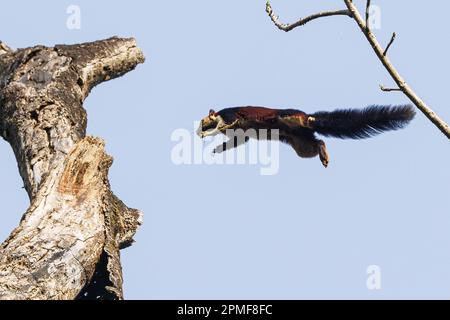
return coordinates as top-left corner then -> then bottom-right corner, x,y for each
197,105 -> 415,167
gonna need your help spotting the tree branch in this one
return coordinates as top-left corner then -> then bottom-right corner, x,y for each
365,0 -> 371,30
380,85 -> 401,92
343,0 -> 450,139
383,32 -> 396,56
0,138 -> 110,299
0,37 -> 144,299
265,1 -> 352,32
55,37 -> 144,98
265,1 -> 450,139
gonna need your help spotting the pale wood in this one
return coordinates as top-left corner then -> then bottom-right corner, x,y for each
265,1 -> 450,139
0,37 -> 144,300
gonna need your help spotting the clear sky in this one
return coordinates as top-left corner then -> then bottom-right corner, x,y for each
0,1 -> 449,299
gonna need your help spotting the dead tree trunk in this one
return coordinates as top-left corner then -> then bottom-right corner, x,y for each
0,37 -> 144,300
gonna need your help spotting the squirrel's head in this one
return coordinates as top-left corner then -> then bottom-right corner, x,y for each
197,109 -> 221,138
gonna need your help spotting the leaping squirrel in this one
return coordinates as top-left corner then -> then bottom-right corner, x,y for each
197,105 -> 415,167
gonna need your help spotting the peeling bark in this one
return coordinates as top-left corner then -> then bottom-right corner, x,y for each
0,37 -> 144,300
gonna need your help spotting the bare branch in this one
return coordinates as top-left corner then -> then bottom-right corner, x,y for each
365,0 -> 371,29
383,32 -> 396,56
343,0 -> 450,138
0,37 -> 144,299
55,37 -> 145,99
380,85 -> 401,92
265,1 -> 352,32
265,1 -> 450,138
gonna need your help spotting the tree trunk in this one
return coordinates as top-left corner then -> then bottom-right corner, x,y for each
0,37 -> 144,300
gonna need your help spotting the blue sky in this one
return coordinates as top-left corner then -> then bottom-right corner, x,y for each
0,1 -> 449,299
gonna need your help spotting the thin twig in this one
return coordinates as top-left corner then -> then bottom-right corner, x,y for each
365,0 -> 372,29
383,32 -> 396,56
380,85 -> 401,92
265,1 -> 352,32
343,0 -> 450,139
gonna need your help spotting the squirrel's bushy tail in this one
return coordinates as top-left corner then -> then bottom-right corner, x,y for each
310,105 -> 415,139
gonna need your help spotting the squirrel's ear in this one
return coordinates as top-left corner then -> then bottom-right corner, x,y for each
209,109 -> 216,116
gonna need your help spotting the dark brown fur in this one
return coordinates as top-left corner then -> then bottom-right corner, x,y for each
197,105 -> 415,168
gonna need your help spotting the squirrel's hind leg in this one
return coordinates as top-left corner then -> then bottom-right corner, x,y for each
318,140 -> 329,168
288,135 -> 330,168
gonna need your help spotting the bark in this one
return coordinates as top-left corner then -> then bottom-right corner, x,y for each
0,37 -> 144,300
